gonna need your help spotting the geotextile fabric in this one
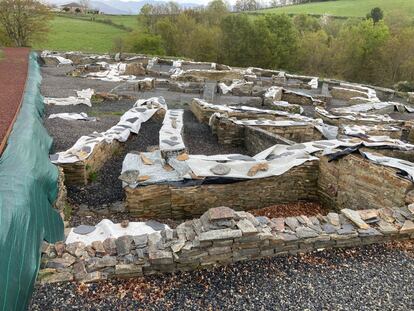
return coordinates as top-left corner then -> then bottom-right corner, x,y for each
0,52 -> 64,311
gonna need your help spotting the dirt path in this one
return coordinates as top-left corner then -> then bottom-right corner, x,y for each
0,47 -> 30,155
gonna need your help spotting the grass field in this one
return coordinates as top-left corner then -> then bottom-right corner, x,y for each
33,16 -> 130,53
94,15 -> 140,29
258,0 -> 414,17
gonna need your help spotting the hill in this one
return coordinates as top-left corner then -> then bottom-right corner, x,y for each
33,16 -> 129,53
258,0 -> 414,18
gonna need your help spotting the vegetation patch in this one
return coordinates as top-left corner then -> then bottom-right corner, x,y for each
258,0 -> 414,18
33,16 -> 128,53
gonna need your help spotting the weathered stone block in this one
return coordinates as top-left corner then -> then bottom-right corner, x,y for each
199,229 -> 242,241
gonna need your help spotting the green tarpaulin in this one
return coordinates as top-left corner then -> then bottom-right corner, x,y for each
0,52 -> 64,311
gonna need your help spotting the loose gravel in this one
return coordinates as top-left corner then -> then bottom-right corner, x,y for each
29,241 -> 414,310
44,99 -> 136,152
183,110 -> 247,155
40,66 -> 120,98
67,118 -> 162,207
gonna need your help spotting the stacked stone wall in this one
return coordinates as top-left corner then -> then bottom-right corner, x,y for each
125,161 -> 319,219
38,205 -> 414,284
318,154 -> 414,211
244,126 -> 294,155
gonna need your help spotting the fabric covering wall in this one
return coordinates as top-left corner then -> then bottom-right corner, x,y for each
0,52 -> 64,311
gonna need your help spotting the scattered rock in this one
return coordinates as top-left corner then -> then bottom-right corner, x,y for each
210,164 -> 231,176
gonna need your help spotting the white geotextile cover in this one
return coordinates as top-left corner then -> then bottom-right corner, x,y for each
361,151 -> 414,182
121,151 -> 185,188
85,62 -> 135,82
44,89 -> 94,107
66,219 -> 169,245
159,109 -> 185,152
51,97 -> 166,164
315,107 -> 399,124
232,119 -> 309,127
196,98 -> 338,139
218,80 -> 245,95
254,137 -> 414,161
331,102 -> 396,115
342,124 -> 400,136
121,136 -> 414,185
186,152 -> 318,180
41,50 -> 73,65
339,82 -> 378,100
48,112 -> 96,121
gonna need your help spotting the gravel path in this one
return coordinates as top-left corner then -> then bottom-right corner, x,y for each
29,241 -> 414,310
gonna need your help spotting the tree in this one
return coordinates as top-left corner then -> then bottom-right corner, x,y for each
125,32 -> 165,55
0,0 -> 52,47
205,0 -> 229,26
234,0 -> 259,12
367,7 -> 384,24
333,19 -> 390,83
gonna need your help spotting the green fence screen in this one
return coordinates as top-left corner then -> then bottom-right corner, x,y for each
0,52 -> 64,311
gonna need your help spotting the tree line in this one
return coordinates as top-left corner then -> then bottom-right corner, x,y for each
120,2 -> 414,88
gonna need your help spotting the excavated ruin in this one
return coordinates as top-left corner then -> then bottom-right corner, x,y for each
38,50 -> 414,284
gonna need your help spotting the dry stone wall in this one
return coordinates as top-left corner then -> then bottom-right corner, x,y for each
245,126 -> 294,155
318,154 -> 414,211
211,116 -> 322,147
125,161 -> 319,219
38,205 -> 414,284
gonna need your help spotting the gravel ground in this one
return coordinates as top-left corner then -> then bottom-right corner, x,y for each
183,110 -> 247,155
67,118 -> 162,207
29,241 -> 414,310
44,99 -> 136,152
40,66 -> 120,98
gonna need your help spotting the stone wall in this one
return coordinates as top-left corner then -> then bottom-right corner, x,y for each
245,126 -> 294,155
318,154 -> 414,211
125,161 -> 319,219
38,205 -> 414,284
190,101 -> 278,125
60,112 -> 164,186
61,140 -> 121,186
212,116 -> 322,147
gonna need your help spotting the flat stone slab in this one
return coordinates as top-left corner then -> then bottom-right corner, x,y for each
206,206 -> 236,221
199,229 -> 242,241
341,209 -> 369,229
400,220 -> 414,234
73,225 -> 96,235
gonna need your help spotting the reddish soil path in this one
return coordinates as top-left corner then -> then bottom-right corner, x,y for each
0,47 -> 30,155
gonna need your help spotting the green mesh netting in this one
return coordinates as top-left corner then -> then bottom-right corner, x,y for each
0,52 -> 64,311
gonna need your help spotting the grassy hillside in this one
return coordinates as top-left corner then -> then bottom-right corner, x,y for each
259,0 -> 414,17
94,15 -> 140,29
33,16 -> 129,53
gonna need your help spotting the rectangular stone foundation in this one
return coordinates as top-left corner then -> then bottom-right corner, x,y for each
125,161 -> 319,219
60,111 -> 165,186
190,101 -> 278,124
61,140 -> 121,186
211,116 -> 323,147
318,154 -> 414,211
